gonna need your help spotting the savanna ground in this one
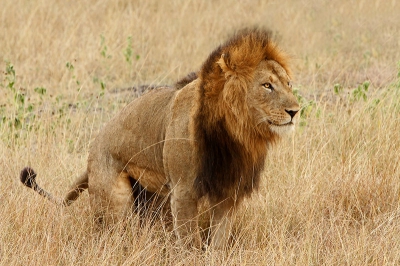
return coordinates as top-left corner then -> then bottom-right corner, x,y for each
1,0 -> 400,265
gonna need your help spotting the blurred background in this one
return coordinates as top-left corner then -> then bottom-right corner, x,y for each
1,0 -> 399,94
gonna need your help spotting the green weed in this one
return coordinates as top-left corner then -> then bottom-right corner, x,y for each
66,61 -> 81,88
351,81 -> 369,102
293,87 -> 316,127
93,76 -> 106,97
124,36 -> 140,64
100,34 -> 111,59
333,83 -> 343,95
0,62 -> 37,143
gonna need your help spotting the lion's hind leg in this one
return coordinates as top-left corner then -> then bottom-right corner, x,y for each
88,169 -> 134,226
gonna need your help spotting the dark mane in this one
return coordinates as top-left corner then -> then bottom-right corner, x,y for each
194,118 -> 267,202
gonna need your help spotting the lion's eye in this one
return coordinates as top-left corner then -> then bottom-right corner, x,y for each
288,82 -> 292,89
263,83 -> 274,92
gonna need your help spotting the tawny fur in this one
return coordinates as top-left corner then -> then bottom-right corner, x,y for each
20,28 -> 300,249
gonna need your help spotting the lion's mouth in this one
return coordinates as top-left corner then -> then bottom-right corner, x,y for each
267,120 -> 294,127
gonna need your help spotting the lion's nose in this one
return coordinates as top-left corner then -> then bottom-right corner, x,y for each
285,109 -> 299,119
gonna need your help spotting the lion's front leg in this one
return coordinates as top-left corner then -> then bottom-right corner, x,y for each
170,186 -> 202,249
209,198 -> 235,249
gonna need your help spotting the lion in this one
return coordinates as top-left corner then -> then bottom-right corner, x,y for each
20,28 -> 300,249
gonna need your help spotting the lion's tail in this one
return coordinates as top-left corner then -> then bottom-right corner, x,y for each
20,167 -> 88,206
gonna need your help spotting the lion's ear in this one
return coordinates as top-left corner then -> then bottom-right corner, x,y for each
217,54 -> 234,78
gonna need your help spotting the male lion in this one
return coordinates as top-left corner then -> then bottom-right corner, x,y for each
20,28 -> 300,249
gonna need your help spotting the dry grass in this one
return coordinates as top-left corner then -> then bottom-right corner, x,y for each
1,0 -> 400,265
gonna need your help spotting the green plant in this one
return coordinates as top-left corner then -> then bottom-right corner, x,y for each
65,61 -> 74,71
66,61 -> 81,88
3,63 -> 25,131
293,88 -> 315,117
333,83 -> 343,95
100,34 -> 111,59
93,76 -> 106,97
34,86 -> 46,98
293,87 -> 316,127
124,36 -> 140,64
124,36 -> 133,64
0,62 -> 42,142
351,81 -> 369,102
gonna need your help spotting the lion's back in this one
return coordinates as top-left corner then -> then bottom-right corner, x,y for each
90,87 -> 178,174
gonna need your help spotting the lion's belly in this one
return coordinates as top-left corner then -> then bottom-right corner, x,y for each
126,164 -> 169,195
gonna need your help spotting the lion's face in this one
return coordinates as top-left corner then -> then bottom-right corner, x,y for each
249,60 -> 300,136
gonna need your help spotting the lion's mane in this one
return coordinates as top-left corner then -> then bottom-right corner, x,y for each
193,28 -> 290,202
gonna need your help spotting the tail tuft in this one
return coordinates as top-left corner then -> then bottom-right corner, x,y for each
20,167 -> 37,188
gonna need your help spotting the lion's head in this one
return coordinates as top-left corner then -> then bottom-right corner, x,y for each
194,28 -> 300,202
247,59 -> 299,136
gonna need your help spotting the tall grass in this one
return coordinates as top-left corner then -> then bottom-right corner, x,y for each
1,0 -> 400,264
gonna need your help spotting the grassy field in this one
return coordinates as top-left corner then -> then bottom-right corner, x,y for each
1,0 -> 400,264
